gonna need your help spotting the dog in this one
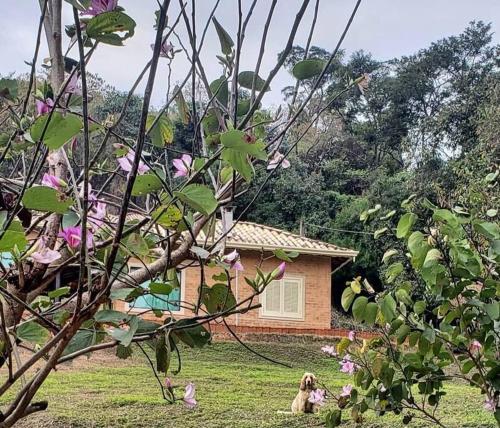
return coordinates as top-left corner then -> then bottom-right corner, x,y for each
291,372 -> 319,414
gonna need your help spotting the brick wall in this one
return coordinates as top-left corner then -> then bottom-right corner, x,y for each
114,250 -> 333,331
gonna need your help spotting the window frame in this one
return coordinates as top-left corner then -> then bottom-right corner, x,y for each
259,275 -> 305,321
125,268 -> 185,315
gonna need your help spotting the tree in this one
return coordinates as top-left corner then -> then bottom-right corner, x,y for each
322,200 -> 500,426
0,0 -> 365,425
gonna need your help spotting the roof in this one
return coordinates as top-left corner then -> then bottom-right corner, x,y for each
205,221 -> 358,258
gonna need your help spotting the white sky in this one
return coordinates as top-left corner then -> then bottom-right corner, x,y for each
1,0 -> 499,107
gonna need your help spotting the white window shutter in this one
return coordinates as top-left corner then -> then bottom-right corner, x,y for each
283,279 -> 300,315
265,280 -> 281,313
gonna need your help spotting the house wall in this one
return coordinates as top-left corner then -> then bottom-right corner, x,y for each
114,250 -> 333,330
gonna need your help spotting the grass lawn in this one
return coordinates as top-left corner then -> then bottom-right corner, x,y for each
3,340 -> 495,428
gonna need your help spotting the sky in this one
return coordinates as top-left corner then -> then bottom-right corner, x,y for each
1,0 -> 499,108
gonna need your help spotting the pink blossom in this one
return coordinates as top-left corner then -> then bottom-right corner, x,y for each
308,389 -> 326,406
41,173 -> 66,191
348,330 -> 356,341
321,345 -> 337,357
65,73 -> 81,95
484,398 -> 496,412
222,249 -> 244,271
165,377 -> 172,389
172,154 -> 192,178
267,152 -> 291,170
89,202 -> 106,231
117,150 -> 150,176
271,262 -> 286,280
31,238 -> 61,265
340,384 -> 353,397
152,37 -> 174,58
183,382 -> 197,409
469,340 -> 482,355
58,226 -> 93,249
340,355 -> 358,375
81,0 -> 118,16
35,98 -> 54,116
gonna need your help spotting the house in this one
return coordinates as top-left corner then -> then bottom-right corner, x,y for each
114,220 -> 359,336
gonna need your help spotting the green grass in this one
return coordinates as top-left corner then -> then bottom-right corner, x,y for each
3,341 -> 495,427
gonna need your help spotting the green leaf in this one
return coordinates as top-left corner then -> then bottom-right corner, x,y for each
86,11 -> 136,45
0,217 -> 27,252
324,409 -> 342,427
126,233 -> 149,256
63,328 -> 106,356
382,249 -> 398,264
364,302 -> 378,325
94,309 -> 129,324
385,262 -> 404,283
0,78 -> 18,101
147,113 -> 173,147
111,315 -> 138,347
131,174 -> 163,196
474,221 -> 500,240
414,300 -> 426,315
151,205 -> 183,228
174,184 -> 217,216
486,209 -> 498,218
396,324 -> 411,344
373,227 -> 388,239
109,287 -> 136,300
30,112 -> 82,150
273,248 -> 299,262
48,287 -> 71,299
212,17 -> 234,55
380,294 -> 396,322
422,327 -> 436,344
220,130 -> 267,159
209,77 -> 229,106
149,282 -> 174,295
155,333 -> 170,373
221,148 -> 253,182
396,213 -> 417,238
22,186 -> 74,214
341,286 -> 356,311
16,321 -> 49,345
116,344 -> 133,359
202,284 -> 236,314
173,319 -> 211,348
238,71 -> 268,92
352,296 -> 368,321
485,302 -> 499,320
292,59 -> 326,80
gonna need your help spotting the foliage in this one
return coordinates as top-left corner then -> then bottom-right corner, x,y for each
323,201 -> 500,426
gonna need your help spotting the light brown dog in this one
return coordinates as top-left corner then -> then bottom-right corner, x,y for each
291,372 -> 319,414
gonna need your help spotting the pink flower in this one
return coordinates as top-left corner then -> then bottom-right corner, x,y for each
58,226 -> 93,249
41,173 -> 66,191
308,389 -> 326,406
321,345 -> 337,357
165,377 -> 172,389
118,150 -> 150,176
222,249 -> 244,271
81,0 -> 118,16
348,330 -> 356,341
340,384 -> 353,397
89,202 -> 106,231
31,238 -> 61,265
267,152 -> 290,170
484,398 -> 496,412
65,73 -> 81,95
153,37 -> 174,58
35,98 -> 54,116
183,382 -> 197,409
340,355 -> 358,375
271,262 -> 286,280
172,154 -> 192,178
469,340 -> 482,355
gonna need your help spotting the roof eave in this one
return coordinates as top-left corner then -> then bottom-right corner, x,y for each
225,241 -> 359,258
